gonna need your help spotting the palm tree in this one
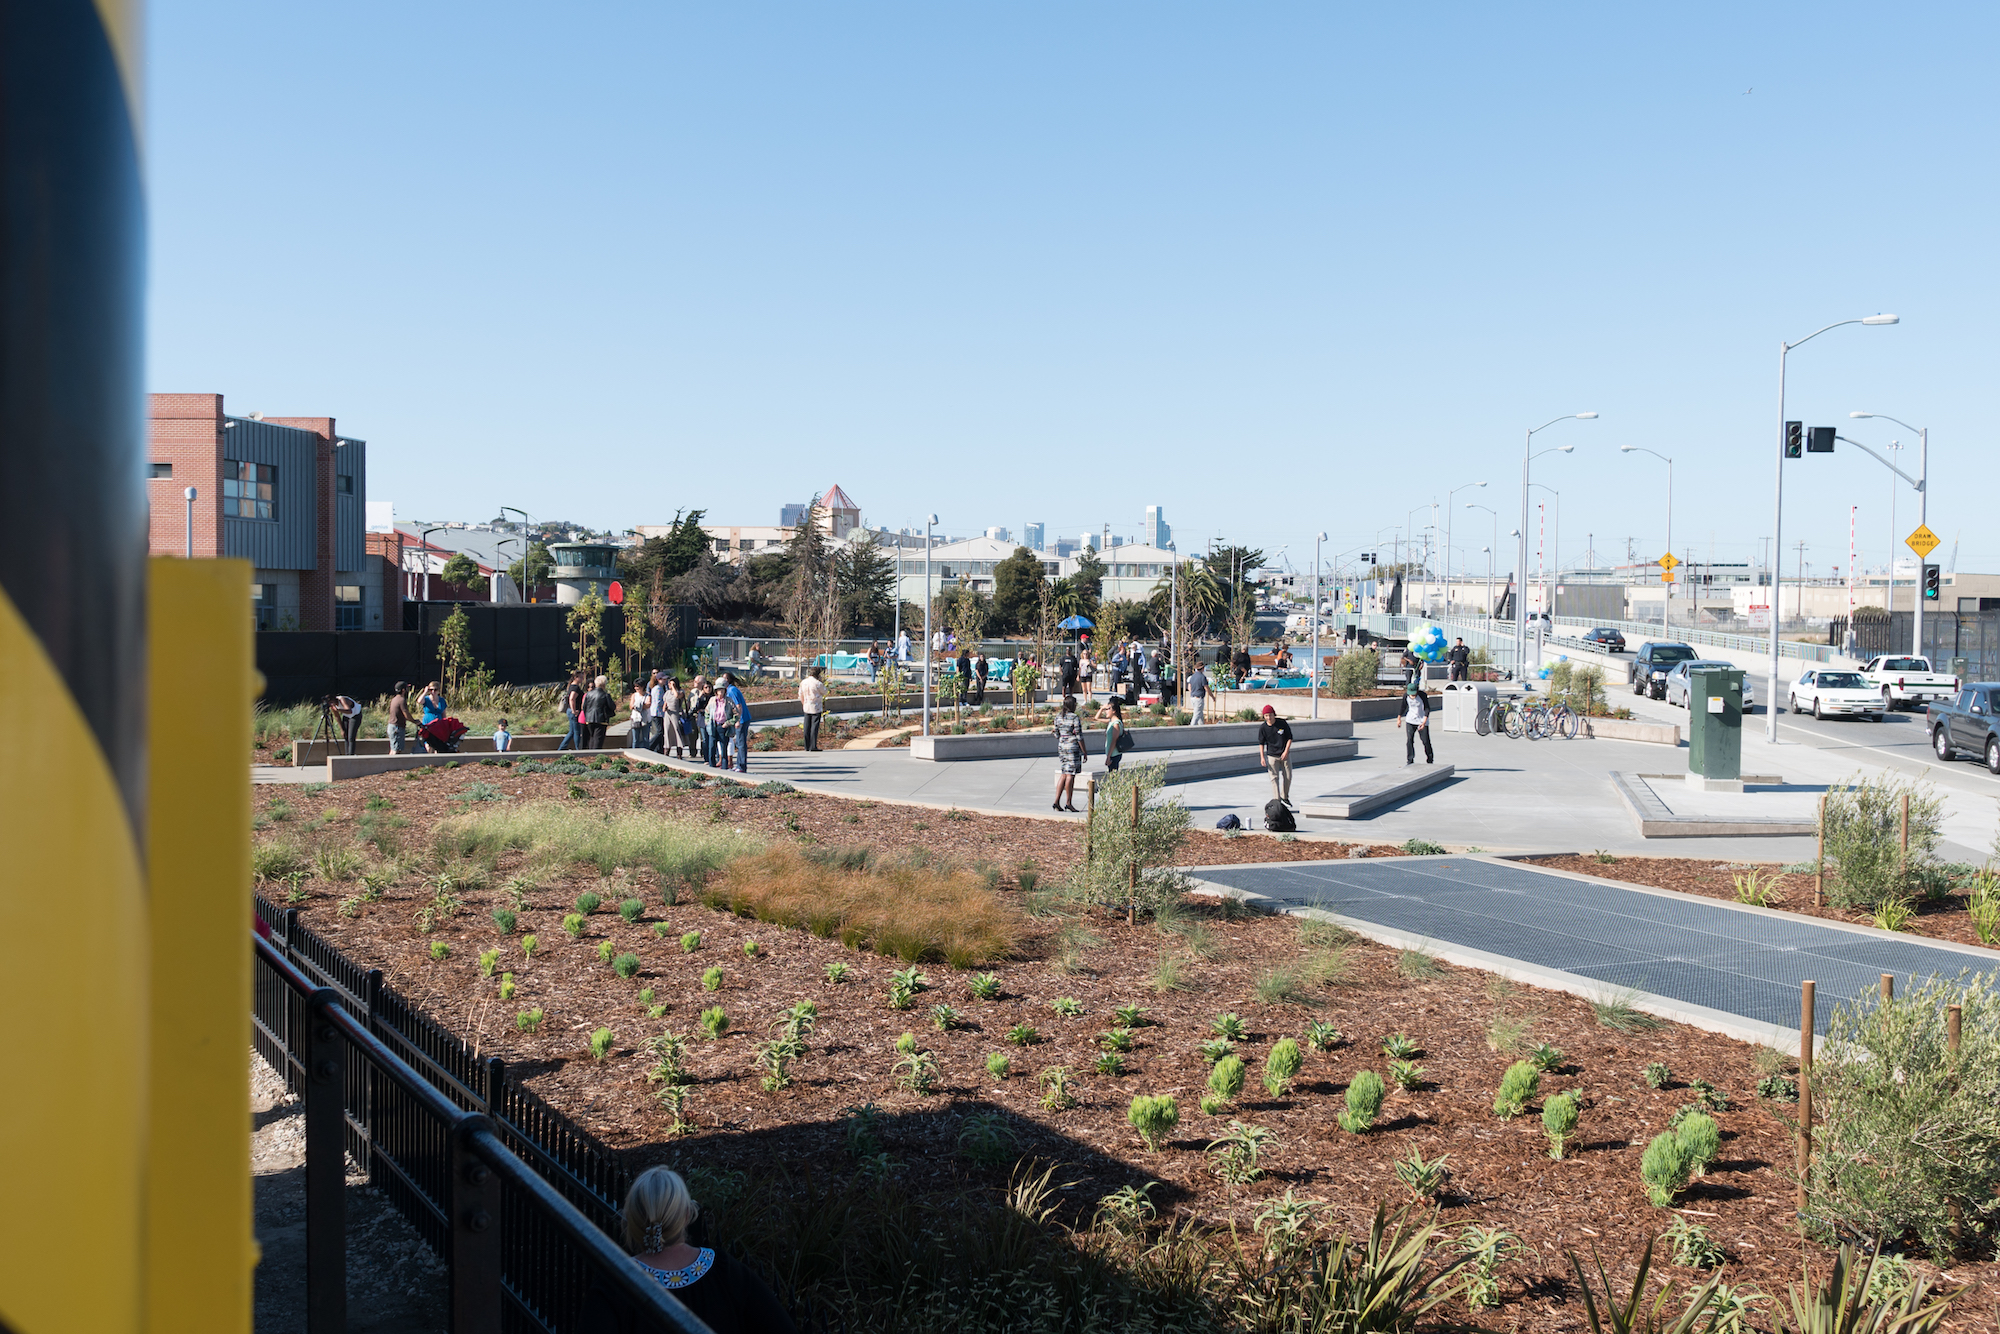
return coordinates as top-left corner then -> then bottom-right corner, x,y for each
1051,577 -> 1088,620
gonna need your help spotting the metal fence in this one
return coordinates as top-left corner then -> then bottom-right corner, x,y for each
252,898 -> 710,1334
1831,610 -> 2000,683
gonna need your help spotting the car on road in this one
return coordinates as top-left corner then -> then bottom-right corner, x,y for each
1858,655 -> 1959,712
1661,660 -> 1755,713
1928,684 -> 2000,774
1628,642 -> 1698,698
1579,627 -> 1627,653
1788,668 -> 1885,722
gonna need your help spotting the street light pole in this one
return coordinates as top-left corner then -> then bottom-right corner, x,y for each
1167,541 -> 1179,707
1620,447 -> 1673,638
1529,483 -> 1562,631
922,514 -> 938,736
1517,414 -> 1596,678
1849,412 -> 1929,659
1444,482 -> 1487,617
421,525 -> 447,602
1767,315 -> 1899,742
183,486 -> 197,559
1312,532 -> 1326,719
1465,503 -> 1499,618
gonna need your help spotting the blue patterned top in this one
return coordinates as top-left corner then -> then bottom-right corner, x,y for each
641,1248 -> 715,1290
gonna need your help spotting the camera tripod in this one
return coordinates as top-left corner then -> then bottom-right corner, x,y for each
310,698 -> 346,756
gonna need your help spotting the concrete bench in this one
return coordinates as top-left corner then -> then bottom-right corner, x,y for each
1084,736 -> 1358,791
1300,764 -> 1456,819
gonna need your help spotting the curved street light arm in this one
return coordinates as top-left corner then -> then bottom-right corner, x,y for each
1834,436 -> 1923,490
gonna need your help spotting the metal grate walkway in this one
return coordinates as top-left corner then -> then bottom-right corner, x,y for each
1188,858 -> 1996,1035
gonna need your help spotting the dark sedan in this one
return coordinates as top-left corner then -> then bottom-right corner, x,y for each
1580,627 -> 1626,653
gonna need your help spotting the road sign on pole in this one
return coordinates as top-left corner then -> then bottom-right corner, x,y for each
1659,552 -> 1680,570
1905,524 -> 1940,558
1661,570 -> 1676,583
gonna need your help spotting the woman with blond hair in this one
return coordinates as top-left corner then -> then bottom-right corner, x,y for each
580,1166 -> 796,1332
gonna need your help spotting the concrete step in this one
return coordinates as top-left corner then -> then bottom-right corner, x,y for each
913,717 -> 1353,761
1084,737 -> 1358,792
1300,763 -> 1456,819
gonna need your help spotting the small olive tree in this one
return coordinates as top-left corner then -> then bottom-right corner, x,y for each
1073,764 -> 1191,918
1807,969 -> 2000,1259
1822,770 -> 1945,908
1331,649 -> 1379,698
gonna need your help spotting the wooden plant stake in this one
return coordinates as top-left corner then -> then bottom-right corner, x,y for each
1797,980 -> 1815,1220
1948,1002 -> 1962,1056
1881,973 -> 1894,1001
1900,792 -> 1911,886
1814,795 -> 1825,908
1085,781 -> 1096,863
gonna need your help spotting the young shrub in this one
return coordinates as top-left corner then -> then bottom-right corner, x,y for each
595,939 -> 615,964
1524,1043 -> 1565,1073
473,947 -> 498,978
1127,1094 -> 1180,1151
1037,1066 -> 1077,1111
1663,1216 -> 1726,1269
1640,1131 -> 1694,1207
1304,1021 -> 1342,1052
1208,1054 -> 1247,1102
742,938 -> 760,958
1211,1012 -> 1248,1041
1197,1038 -> 1236,1066
1198,1092 -> 1228,1117
985,1051 -> 1010,1081
1099,1027 -> 1134,1053
1493,1060 -> 1540,1119
930,1003 -> 961,1032
561,913 -> 586,940
1455,1224 -> 1523,1309
1393,1149 -> 1451,1201
1675,1111 -> 1720,1176
588,1027 -> 615,1060
701,966 -> 723,992
1207,1120 -> 1275,1184
498,972 -> 516,1001
616,897 -> 644,924
575,891 -> 602,915
1643,1061 -> 1672,1089
1541,1091 -> 1579,1160
429,941 -> 450,962
515,1007 -> 544,1033
1112,1002 -> 1147,1027
956,1111 -> 1019,1167
1688,1077 -> 1729,1111
520,933 -> 538,958
1006,1023 -> 1040,1047
491,907 -> 518,934
698,1005 -> 728,1039
895,1048 -> 940,1095
1821,770 -> 1945,908
895,1031 -> 919,1055
1338,1070 -> 1385,1133
886,966 -> 929,1011
823,959 -> 850,984
1758,1074 -> 1800,1102
612,952 -> 642,980
1263,1039 -> 1303,1098
1050,997 -> 1084,1018
651,921 -> 671,939
679,930 -> 702,952
1388,1060 -> 1425,1091
1381,1033 -> 1421,1060
968,973 -> 1002,1000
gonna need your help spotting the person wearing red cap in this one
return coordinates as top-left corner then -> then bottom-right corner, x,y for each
1256,704 -> 1294,804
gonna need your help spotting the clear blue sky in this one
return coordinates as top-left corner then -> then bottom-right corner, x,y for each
147,3 -> 1998,582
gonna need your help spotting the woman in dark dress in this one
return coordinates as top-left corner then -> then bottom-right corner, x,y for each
580,1167 -> 797,1334
1052,694 -> 1084,812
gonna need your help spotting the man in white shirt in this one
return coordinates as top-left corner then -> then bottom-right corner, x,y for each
1402,683 -> 1433,765
798,665 -> 827,751
647,671 -> 667,752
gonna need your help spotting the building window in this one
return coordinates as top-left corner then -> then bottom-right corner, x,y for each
334,585 -> 363,631
149,462 -> 172,479
738,539 -> 754,551
251,583 -> 276,631
714,538 -> 731,553
336,474 -> 354,494
222,460 -> 276,520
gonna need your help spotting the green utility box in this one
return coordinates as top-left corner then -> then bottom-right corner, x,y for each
1687,666 -> 1744,786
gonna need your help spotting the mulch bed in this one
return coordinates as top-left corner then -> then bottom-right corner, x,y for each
257,775 -> 1998,1325
1520,855 -> 1999,955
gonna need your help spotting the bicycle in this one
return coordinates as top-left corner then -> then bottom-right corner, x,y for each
1488,699 -> 1530,739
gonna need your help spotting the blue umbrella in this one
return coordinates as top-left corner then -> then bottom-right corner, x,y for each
1057,615 -> 1094,630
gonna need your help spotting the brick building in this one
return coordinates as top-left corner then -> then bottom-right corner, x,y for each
146,393 -> 395,631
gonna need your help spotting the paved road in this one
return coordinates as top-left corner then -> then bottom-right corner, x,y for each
1189,855 -> 1999,1042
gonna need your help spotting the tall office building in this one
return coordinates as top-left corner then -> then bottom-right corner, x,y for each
1144,505 -> 1171,549
1023,522 -> 1044,550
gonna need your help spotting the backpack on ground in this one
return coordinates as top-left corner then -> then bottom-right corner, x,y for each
1263,800 -> 1296,833
1215,813 -> 1241,831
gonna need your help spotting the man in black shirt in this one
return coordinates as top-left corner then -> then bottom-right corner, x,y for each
1256,704 -> 1294,803
1446,638 -> 1471,682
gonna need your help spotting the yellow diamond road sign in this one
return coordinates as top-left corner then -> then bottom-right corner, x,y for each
1906,524 -> 1940,558
1658,552 -> 1680,570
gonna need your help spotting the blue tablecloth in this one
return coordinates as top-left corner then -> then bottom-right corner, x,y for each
814,653 -> 865,669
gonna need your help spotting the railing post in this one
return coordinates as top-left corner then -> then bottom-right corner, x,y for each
450,1117 -> 504,1332
362,968 -> 383,1184
303,988 -> 348,1334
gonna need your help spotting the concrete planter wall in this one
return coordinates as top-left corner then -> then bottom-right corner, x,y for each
1579,716 -> 1680,746
1206,689 -> 1426,722
911,717 -> 1353,761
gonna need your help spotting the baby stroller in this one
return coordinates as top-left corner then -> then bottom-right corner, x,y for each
418,716 -> 469,753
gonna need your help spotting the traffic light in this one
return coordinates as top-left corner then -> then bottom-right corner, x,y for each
1924,564 -> 1941,600
1784,421 -> 1803,458
1807,426 -> 1836,453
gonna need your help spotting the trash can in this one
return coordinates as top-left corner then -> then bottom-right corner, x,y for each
1442,681 -> 1495,733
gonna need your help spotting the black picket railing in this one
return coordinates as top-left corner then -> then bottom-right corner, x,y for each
252,898 -> 710,1334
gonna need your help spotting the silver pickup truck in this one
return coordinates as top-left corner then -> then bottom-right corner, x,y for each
1859,655 -> 1959,712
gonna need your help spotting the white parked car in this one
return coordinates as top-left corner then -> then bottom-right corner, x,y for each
1661,660 -> 1755,713
1788,668 -> 1885,722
